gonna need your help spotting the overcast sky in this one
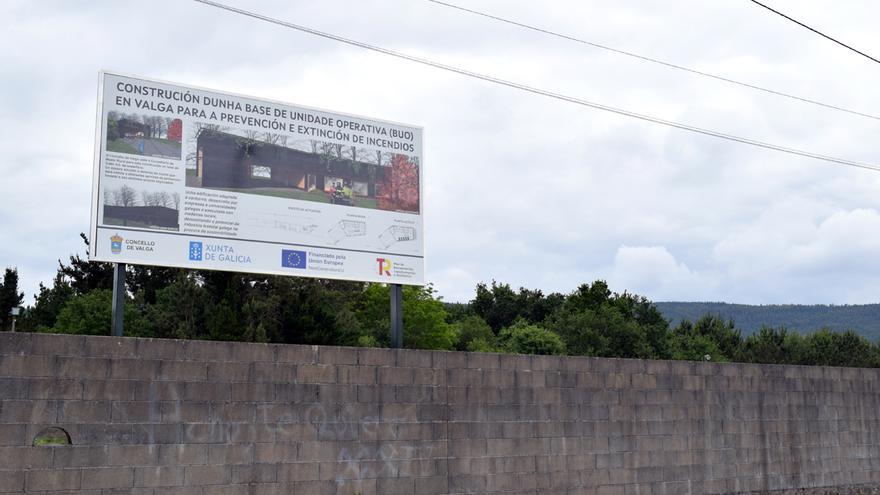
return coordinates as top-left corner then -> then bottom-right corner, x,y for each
2,0 -> 879,304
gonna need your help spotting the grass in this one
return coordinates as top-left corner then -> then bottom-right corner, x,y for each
33,427 -> 70,446
106,139 -> 139,154
108,137 -> 180,157
152,137 -> 182,147
34,436 -> 69,446
355,196 -> 378,209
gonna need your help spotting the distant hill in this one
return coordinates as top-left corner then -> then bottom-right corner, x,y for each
655,302 -> 880,340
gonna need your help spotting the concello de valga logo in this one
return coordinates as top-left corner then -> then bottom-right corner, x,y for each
110,234 -> 123,254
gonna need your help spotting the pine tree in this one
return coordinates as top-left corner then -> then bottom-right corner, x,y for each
0,267 -> 24,331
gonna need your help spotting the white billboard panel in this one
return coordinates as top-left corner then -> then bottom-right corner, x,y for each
89,72 -> 424,284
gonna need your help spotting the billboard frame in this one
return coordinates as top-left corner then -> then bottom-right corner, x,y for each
88,70 -> 427,286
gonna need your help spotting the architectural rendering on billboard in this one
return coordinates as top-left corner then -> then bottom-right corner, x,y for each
89,72 -> 424,285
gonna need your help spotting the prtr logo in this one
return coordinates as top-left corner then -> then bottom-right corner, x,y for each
110,234 -> 123,255
376,257 -> 392,276
281,249 -> 307,269
189,241 -> 203,261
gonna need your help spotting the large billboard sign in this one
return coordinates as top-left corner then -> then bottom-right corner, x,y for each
89,72 -> 424,284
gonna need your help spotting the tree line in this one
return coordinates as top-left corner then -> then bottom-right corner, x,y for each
655,301 -> 880,341
2,236 -> 880,368
103,185 -> 181,210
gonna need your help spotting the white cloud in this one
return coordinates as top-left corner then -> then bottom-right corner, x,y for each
607,246 -> 718,301
713,207 -> 880,303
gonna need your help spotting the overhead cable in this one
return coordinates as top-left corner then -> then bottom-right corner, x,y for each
748,0 -> 880,65
427,0 -> 880,122
192,0 -> 880,173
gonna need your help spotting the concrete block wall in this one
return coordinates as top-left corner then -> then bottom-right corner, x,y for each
1,332 -> 880,494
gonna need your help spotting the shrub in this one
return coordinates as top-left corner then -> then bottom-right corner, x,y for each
498,320 -> 566,355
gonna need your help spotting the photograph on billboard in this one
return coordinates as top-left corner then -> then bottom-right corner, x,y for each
90,72 -> 424,285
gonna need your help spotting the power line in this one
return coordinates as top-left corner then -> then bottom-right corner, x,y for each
748,0 -> 880,65
192,0 -> 880,173
426,0 -> 880,122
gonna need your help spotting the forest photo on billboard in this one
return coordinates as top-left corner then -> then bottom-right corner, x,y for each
106,112 -> 182,160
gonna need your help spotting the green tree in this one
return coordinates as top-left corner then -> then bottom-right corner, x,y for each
0,267 -> 24,331
355,284 -> 457,350
58,234 -> 114,295
128,265 -> 179,305
470,281 -> 564,331
498,320 -> 566,355
403,285 -> 458,350
107,116 -> 120,141
670,315 -> 741,362
443,301 -> 471,323
565,280 -> 613,313
545,309 -> 611,356
467,337 -> 502,353
516,288 -> 565,325
798,329 -> 880,368
142,271 -> 207,340
16,234 -> 104,332
18,273 -> 74,332
273,277 -> 363,346
739,326 -> 804,365
240,283 -> 280,344
454,314 -> 495,351
544,281 -> 660,359
614,292 -> 672,359
692,315 -> 742,359
199,271 -> 246,342
54,289 -> 146,336
599,312 -> 653,359
670,320 -> 724,361
471,281 -> 520,331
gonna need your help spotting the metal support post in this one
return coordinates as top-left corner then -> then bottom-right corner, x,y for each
111,263 -> 126,337
390,283 -> 403,348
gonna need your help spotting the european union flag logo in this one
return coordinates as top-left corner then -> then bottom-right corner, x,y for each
281,249 -> 307,269
189,241 -> 203,261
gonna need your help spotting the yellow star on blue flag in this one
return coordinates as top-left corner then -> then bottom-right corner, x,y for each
281,249 -> 307,269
